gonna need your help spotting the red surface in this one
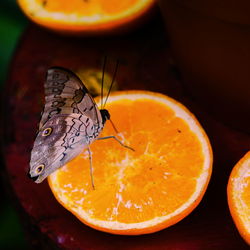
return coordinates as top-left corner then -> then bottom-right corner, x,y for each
2,20 -> 250,249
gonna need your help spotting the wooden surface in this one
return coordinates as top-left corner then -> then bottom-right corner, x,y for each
2,18 -> 250,249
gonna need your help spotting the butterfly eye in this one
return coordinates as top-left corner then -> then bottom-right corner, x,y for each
42,127 -> 53,136
35,164 -> 45,174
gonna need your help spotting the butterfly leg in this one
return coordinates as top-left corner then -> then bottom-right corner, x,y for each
97,136 -> 135,151
87,146 -> 95,190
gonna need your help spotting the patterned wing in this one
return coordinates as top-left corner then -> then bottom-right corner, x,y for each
39,67 -> 102,129
30,113 -> 97,183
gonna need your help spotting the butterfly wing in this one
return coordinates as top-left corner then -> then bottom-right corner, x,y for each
39,67 -> 103,130
29,67 -> 105,183
30,113 -> 96,183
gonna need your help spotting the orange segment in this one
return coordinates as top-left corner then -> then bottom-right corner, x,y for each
227,151 -> 250,245
48,91 -> 213,235
17,0 -> 155,34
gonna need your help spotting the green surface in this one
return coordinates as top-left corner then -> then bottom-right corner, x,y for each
0,0 -> 28,249
0,204 -> 27,248
0,0 -> 27,88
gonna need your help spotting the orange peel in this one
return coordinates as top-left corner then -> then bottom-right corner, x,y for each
48,91 -> 213,235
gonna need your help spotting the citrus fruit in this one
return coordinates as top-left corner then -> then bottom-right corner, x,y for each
48,90 -> 213,235
17,0 -> 156,35
227,151 -> 250,245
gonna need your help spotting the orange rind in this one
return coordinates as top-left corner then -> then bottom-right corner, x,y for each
228,151 -> 250,245
18,0 -> 155,35
48,91 -> 213,235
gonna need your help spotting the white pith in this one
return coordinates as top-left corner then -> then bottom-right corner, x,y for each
20,0 -> 153,25
230,157 -> 250,233
49,92 -> 212,231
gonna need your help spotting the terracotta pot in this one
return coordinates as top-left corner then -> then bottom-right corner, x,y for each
158,0 -> 250,132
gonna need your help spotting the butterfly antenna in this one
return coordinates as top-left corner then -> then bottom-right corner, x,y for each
103,59 -> 119,108
101,55 -> 107,109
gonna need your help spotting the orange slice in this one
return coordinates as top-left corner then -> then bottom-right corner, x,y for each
17,0 -> 155,35
227,151 -> 250,245
48,91 -> 213,235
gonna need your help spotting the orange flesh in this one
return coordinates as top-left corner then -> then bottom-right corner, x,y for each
18,0 -> 155,34
228,151 -> 250,244
51,97 -> 205,224
242,179 -> 250,211
36,0 -> 138,15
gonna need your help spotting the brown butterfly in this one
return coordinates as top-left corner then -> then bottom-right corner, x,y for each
28,65 -> 133,188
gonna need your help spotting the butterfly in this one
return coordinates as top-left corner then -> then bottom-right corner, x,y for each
28,65 -> 133,188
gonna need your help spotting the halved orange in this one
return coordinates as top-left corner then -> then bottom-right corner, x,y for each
17,0 -> 156,35
227,151 -> 250,245
48,91 -> 213,235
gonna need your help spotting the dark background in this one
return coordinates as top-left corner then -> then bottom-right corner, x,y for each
0,0 -> 28,248
1,1 -> 249,249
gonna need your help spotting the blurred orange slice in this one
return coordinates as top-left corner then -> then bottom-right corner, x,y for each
227,151 -> 250,245
48,91 -> 213,235
18,0 -> 156,34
